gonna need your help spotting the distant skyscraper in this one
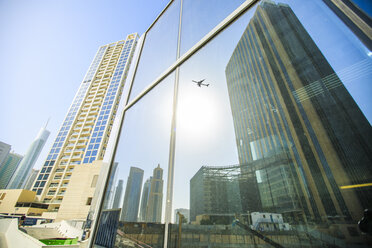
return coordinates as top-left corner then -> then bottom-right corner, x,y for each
145,165 -> 163,222
121,167 -> 144,222
0,141 -> 11,167
139,177 -> 151,221
31,34 -> 139,213
103,162 -> 118,209
8,126 -> 50,189
225,1 -> 372,222
112,179 -> 124,209
0,152 -> 23,189
24,169 -> 39,190
174,208 -> 189,224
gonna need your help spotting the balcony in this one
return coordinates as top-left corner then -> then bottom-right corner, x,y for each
49,183 -> 58,188
47,191 -> 56,195
55,169 -> 64,173
61,183 -> 68,188
53,176 -> 62,180
76,142 -> 86,147
58,192 -> 65,196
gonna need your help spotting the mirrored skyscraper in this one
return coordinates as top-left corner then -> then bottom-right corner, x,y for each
225,1 -> 372,222
121,166 -> 144,221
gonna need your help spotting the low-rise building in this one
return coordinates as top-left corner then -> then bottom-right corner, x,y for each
0,189 -> 48,217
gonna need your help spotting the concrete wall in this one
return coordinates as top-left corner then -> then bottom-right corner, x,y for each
0,218 -> 43,248
58,220 -> 84,240
55,160 -> 103,222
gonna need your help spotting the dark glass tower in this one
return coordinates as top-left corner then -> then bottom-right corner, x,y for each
120,167 -> 144,222
225,1 -> 372,223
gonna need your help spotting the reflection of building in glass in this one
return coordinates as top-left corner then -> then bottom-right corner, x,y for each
103,162 -> 118,209
225,1 -> 372,223
174,208 -> 189,224
139,165 -> 164,222
24,169 -> 39,190
190,166 -> 243,222
0,152 -> 23,189
322,0 -> 372,50
145,164 -> 163,222
113,179 -> 124,209
140,177 -> 151,221
121,166 -> 144,222
31,34 -> 138,217
8,126 -> 50,189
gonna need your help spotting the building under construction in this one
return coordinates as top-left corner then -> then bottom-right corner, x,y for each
190,149 -> 305,223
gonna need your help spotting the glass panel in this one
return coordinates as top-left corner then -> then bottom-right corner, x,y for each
128,0 -> 180,102
180,0 -> 246,55
172,0 -> 372,247
95,73 -> 174,247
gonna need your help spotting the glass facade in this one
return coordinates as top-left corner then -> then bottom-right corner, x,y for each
91,0 -> 372,247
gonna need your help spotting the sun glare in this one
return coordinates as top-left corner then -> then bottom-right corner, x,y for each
177,86 -> 220,144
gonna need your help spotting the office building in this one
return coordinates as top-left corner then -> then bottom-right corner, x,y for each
112,179 -> 123,209
190,165 -> 243,222
139,177 -> 151,221
121,167 -> 144,222
145,165 -> 163,222
7,126 -> 50,189
225,1 -> 372,223
0,152 -> 23,189
0,141 -> 11,167
31,34 -> 138,214
23,169 -> 39,190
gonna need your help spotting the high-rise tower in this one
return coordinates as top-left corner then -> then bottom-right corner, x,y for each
0,141 -> 11,167
32,34 -> 139,210
0,152 -> 23,189
145,165 -> 163,222
139,177 -> 151,221
112,179 -> 124,209
225,2 -> 372,222
8,126 -> 50,189
121,166 -> 144,222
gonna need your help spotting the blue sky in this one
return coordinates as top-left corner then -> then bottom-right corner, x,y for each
0,0 -> 169,168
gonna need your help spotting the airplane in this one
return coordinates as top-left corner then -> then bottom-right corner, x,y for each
192,79 -> 209,87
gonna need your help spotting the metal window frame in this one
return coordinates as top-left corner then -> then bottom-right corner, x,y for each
89,0 -> 259,247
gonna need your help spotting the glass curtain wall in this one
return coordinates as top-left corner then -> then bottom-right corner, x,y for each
92,0 -> 372,247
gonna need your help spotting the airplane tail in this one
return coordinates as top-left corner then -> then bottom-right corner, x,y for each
207,84 -> 209,87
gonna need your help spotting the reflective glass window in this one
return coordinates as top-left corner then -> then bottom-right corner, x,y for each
95,73 -> 175,247
128,0 -> 180,101
180,0 -> 246,55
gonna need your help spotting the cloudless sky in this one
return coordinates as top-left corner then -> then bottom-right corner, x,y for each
0,0 -> 169,169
